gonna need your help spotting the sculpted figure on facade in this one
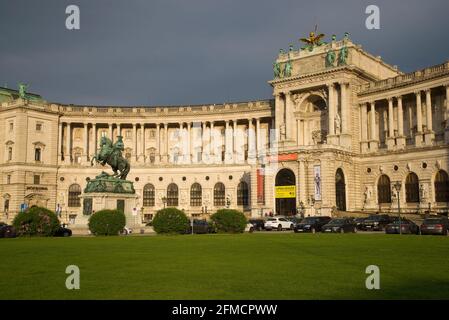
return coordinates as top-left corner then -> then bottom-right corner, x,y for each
334,112 -> 341,134
325,49 -> 336,68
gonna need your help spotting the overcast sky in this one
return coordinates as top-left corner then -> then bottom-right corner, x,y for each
0,0 -> 448,106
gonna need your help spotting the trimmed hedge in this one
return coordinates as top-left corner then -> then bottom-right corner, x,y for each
13,206 -> 60,236
152,208 -> 190,234
88,209 -> 126,236
210,209 -> 247,233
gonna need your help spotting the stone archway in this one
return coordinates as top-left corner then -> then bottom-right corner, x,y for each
275,168 -> 296,216
296,94 -> 328,145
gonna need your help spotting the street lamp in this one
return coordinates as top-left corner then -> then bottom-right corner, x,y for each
394,181 -> 402,235
161,196 -> 167,209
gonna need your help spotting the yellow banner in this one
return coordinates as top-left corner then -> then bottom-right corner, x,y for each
275,185 -> 296,198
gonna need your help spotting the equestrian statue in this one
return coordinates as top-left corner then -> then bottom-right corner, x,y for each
91,135 -> 130,180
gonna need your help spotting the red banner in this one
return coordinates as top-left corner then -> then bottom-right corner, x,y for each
257,168 -> 265,204
267,153 -> 298,162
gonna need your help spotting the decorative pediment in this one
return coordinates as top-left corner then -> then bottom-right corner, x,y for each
5,140 -> 14,146
32,141 -> 46,149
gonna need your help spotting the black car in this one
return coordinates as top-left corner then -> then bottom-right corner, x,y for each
248,219 -> 265,231
322,218 -> 356,233
420,217 -> 449,235
361,214 -> 393,231
353,217 -> 368,230
0,223 -> 17,238
53,225 -> 72,237
385,219 -> 419,235
187,219 -> 215,234
294,216 -> 331,233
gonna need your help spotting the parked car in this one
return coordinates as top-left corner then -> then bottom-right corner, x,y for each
285,216 -> 302,228
361,214 -> 394,231
245,223 -> 255,233
187,219 -> 215,234
353,217 -> 368,230
264,217 -> 295,231
0,224 -> 17,238
322,218 -> 357,233
420,217 -> 449,236
120,226 -> 133,235
294,216 -> 331,233
53,226 -> 72,237
248,219 -> 265,231
385,219 -> 420,235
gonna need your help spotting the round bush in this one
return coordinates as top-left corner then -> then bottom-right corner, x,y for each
13,206 -> 60,236
152,208 -> 190,234
210,209 -> 247,233
88,209 -> 126,236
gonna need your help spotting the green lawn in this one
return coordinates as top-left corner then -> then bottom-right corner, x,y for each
0,233 -> 448,299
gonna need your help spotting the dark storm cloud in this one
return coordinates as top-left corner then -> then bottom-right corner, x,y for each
0,0 -> 448,106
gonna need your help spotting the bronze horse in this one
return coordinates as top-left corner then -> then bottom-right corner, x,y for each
91,136 -> 130,180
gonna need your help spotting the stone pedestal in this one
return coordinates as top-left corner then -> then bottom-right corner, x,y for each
327,134 -> 339,146
80,192 -> 140,228
369,140 -> 379,152
396,136 -> 406,149
424,131 -> 435,146
414,133 -> 423,147
386,137 -> 396,150
445,128 -> 449,143
360,141 -> 369,153
339,133 -> 352,148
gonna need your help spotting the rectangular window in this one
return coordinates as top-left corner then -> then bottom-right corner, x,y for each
36,123 -> 42,131
7,175 -> 11,184
35,148 -> 42,161
9,122 -> 13,131
33,175 -> 40,185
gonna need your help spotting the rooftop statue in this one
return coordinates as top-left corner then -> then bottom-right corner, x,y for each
273,62 -> 281,78
325,49 -> 336,68
91,136 -> 130,180
18,83 -> 28,99
300,26 -> 326,51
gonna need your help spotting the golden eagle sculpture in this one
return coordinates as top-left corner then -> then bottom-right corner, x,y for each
300,25 -> 325,47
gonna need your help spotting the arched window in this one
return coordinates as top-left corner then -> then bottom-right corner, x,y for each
190,183 -> 202,207
237,181 -> 249,206
214,182 -> 225,206
435,170 -> 449,202
167,183 -> 178,207
143,184 -> 155,207
377,174 -> 392,203
405,172 -> 420,203
68,184 -> 81,207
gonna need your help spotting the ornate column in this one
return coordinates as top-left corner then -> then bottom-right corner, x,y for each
396,96 -> 406,149
224,120 -> 231,163
274,93 -> 284,142
209,121 -> 215,163
186,122 -> 191,163
132,124 -> 137,162
248,119 -> 256,163
303,120 -> 309,146
445,84 -> 449,143
415,91 -> 423,146
92,123 -> 97,157
140,123 -> 145,163
109,124 -> 113,140
369,101 -> 378,151
83,123 -> 89,162
360,103 -> 369,153
340,82 -> 349,133
232,119 -> 237,162
65,122 -> 71,164
58,122 -> 63,162
296,119 -> 301,146
156,123 -> 160,163
424,89 -> 435,145
327,83 -> 337,145
387,97 -> 395,150
256,118 -> 261,158
285,92 -> 293,141
201,122 -> 207,163
164,123 -> 169,163
298,159 -> 307,205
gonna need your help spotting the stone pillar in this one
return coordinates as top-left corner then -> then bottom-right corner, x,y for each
424,89 -> 435,145
285,92 -> 293,141
92,123 -> 97,157
164,123 -> 169,163
340,82 -> 348,133
369,101 -> 379,151
186,122 -> 191,163
445,85 -> 449,143
117,124 -> 121,139
387,97 -> 395,150
303,120 -> 309,146
296,119 -> 301,146
109,124 -> 113,140
274,93 -> 283,142
58,122 -> 63,161
210,121 -> 215,163
65,122 -> 71,164
360,103 -> 369,153
155,123 -> 160,163
248,119 -> 256,162
396,96 -> 406,149
201,122 -> 207,163
327,83 -> 337,144
132,124 -> 137,162
225,120 -> 231,163
415,91 -> 423,146
298,159 -> 307,205
83,123 -> 89,162
233,119 -> 237,162
140,124 -> 145,163
256,118 -> 261,158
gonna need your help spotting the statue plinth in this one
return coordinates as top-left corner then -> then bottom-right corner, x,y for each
84,171 -> 135,194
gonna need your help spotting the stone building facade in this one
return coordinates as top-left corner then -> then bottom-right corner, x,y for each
1,35 -> 448,226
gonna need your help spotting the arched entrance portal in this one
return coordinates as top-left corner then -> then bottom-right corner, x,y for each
335,168 -> 346,211
275,168 -> 296,216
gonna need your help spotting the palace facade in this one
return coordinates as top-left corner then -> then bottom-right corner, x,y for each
1,34 -> 449,226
